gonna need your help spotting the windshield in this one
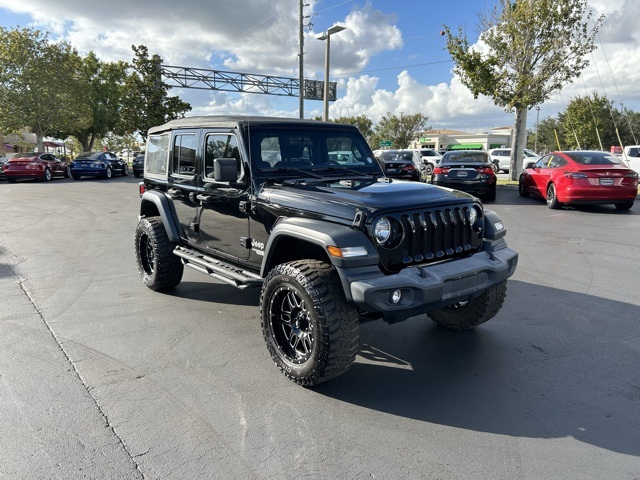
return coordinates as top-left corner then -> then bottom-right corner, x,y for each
442,151 -> 489,164
249,126 -> 381,176
566,152 -> 622,165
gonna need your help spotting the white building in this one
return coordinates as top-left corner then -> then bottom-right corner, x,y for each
409,127 -> 513,152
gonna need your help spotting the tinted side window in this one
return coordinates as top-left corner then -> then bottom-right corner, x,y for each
172,134 -> 198,175
146,134 -> 169,175
205,134 -> 241,180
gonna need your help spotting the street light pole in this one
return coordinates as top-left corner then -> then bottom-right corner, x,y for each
535,105 -> 540,152
318,25 -> 346,122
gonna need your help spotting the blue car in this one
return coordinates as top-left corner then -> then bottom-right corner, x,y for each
70,151 -> 128,179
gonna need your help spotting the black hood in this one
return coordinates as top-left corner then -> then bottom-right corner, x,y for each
260,178 -> 477,223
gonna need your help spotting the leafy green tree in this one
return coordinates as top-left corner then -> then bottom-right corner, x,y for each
332,115 -> 374,144
370,113 -> 430,150
558,92 -> 620,150
121,45 -> 191,139
54,52 -> 128,152
0,27 -> 91,150
445,0 -> 604,179
529,115 -> 563,154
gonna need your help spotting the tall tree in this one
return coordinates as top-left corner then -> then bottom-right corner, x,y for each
54,52 -> 129,152
332,115 -> 374,145
445,0 -> 603,179
558,92 -> 618,150
530,115 -> 563,154
121,45 -> 191,139
371,113 -> 430,150
0,27 -> 91,150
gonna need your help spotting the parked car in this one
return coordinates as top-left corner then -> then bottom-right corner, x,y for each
430,150 -> 497,201
373,149 -> 425,181
132,154 -> 145,178
4,152 -> 71,183
408,148 -> 443,175
489,148 -> 540,173
70,151 -> 128,179
519,151 -> 638,210
0,155 -> 7,180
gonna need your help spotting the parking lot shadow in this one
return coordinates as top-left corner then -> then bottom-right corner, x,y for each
314,279 -> 640,457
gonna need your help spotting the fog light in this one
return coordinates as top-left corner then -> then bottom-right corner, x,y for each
390,289 -> 402,304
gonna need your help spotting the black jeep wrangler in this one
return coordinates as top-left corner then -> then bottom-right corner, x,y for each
134,116 -> 518,386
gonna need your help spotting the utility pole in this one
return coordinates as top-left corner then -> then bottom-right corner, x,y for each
298,0 -> 304,119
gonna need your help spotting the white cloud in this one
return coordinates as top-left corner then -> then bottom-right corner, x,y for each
0,0 -> 637,133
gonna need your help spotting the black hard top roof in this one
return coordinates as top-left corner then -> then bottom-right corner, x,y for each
147,115 -> 357,135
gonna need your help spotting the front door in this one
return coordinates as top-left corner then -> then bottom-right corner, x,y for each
197,132 -> 250,261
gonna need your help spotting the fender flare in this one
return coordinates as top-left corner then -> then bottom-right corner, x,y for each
260,217 -> 379,277
140,190 -> 182,243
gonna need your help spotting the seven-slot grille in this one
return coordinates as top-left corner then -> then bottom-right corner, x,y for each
379,205 -> 481,270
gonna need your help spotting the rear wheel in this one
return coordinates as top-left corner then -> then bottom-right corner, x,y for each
428,281 -> 507,330
615,202 -> 633,211
72,173 -> 81,180
260,260 -> 359,386
122,164 -> 128,176
424,163 -> 434,176
546,183 -> 562,209
64,166 -> 71,178
135,217 -> 184,291
485,185 -> 496,202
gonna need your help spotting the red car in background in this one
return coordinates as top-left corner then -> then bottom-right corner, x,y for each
4,152 -> 71,183
518,151 -> 638,210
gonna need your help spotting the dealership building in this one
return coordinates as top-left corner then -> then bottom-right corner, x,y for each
409,127 -> 513,152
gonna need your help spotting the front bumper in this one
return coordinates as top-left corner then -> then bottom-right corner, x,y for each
343,241 -> 518,324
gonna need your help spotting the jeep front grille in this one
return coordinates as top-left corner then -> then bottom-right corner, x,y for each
377,205 -> 482,271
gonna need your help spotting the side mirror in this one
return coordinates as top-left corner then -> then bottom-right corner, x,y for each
525,162 -> 536,169
212,158 -> 238,182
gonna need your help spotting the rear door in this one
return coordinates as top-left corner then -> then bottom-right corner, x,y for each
168,130 -> 201,243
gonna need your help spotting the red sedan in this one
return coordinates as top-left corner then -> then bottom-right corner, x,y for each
518,151 -> 638,210
4,152 -> 71,183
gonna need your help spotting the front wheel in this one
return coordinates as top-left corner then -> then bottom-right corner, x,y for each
546,183 -> 562,209
122,164 -> 128,176
428,281 -> 507,330
43,168 -> 52,181
105,166 -> 112,179
64,166 -> 71,178
260,260 -> 359,386
518,177 -> 529,197
424,163 -> 434,176
135,217 -> 184,291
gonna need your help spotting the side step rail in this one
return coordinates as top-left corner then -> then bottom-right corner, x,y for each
173,246 -> 263,289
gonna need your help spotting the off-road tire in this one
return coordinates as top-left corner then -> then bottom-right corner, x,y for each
260,260 -> 359,386
135,217 -> 183,291
428,281 -> 507,330
546,183 -> 562,209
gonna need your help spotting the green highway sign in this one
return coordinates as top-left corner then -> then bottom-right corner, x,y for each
379,140 -> 392,147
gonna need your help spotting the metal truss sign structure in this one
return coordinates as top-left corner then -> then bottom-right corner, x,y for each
161,65 -> 336,101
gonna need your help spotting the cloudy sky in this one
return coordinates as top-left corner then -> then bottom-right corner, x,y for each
1,0 -> 638,133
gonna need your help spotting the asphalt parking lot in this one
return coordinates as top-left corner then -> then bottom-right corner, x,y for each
1,176 -> 639,479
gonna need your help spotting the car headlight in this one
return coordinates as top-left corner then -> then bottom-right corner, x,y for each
372,216 -> 402,248
374,217 -> 391,244
467,205 -> 481,229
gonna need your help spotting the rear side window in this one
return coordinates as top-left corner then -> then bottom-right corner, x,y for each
172,134 -> 198,175
146,134 -> 169,176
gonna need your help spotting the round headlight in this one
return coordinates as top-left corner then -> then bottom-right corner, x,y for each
373,217 -> 392,244
467,206 -> 480,227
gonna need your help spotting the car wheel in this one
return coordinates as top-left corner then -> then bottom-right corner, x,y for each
43,168 -> 52,182
546,183 -> 562,209
518,177 -> 529,197
485,185 -> 496,202
428,281 -> 507,330
135,217 -> 184,291
7,178 -> 16,183
72,173 -> 81,180
424,163 -> 434,176
122,165 -> 128,176
614,202 -> 634,211
64,166 -> 71,178
105,166 -> 112,179
260,260 -> 359,386
134,172 -> 141,178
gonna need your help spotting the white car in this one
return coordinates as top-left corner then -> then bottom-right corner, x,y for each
489,148 -> 540,173
407,148 -> 442,175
